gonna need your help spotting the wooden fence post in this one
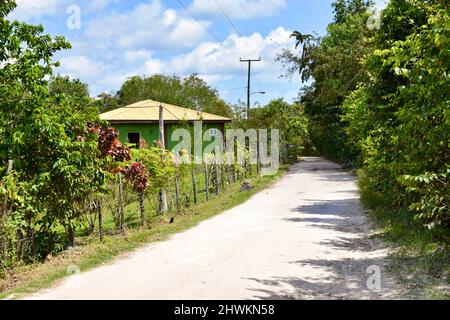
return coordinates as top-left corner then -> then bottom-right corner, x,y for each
248,149 -> 252,177
159,104 -> 168,213
118,173 -> 125,233
192,165 -> 198,204
175,175 -> 180,213
139,190 -> 147,228
220,142 -> 225,190
258,138 -> 264,176
214,155 -> 219,195
96,199 -> 103,242
257,134 -> 260,175
244,158 -> 247,178
204,162 -> 209,201
5,160 -> 13,175
68,213 -> 75,246
221,162 -> 225,190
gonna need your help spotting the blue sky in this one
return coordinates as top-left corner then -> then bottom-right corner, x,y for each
10,0 -> 386,106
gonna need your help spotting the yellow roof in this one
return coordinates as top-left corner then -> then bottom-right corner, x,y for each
100,99 -> 231,122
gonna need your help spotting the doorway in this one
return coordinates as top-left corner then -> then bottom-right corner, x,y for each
128,132 -> 141,149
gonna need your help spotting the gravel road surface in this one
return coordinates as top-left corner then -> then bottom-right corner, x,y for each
27,157 -> 400,300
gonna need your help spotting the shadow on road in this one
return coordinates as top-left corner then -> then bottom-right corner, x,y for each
245,254 -> 390,300
244,197 -> 395,300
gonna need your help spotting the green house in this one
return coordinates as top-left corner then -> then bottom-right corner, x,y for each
99,99 -> 231,150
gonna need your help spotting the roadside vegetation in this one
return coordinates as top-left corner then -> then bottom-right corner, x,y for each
280,0 -> 449,298
0,1 -> 304,296
0,165 -> 287,299
2,0 -> 448,300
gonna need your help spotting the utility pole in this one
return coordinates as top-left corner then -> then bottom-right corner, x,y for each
159,104 -> 168,213
240,58 -> 261,119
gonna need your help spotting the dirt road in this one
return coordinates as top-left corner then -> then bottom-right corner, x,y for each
28,157 -> 400,300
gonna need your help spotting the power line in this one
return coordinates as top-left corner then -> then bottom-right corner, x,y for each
175,0 -> 222,43
161,105 -> 181,121
213,0 -> 260,57
212,0 -> 242,37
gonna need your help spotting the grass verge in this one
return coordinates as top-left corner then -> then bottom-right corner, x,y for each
358,170 -> 450,300
0,165 -> 288,300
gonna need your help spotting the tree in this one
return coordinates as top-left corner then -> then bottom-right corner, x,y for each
182,74 -> 232,118
342,0 -> 450,228
122,161 -> 149,228
236,99 -> 311,158
332,0 -> 374,24
117,74 -> 232,117
282,0 -> 449,230
0,1 -> 104,261
96,92 -> 120,113
278,0 -> 376,162
131,146 -> 176,218
48,75 -> 89,99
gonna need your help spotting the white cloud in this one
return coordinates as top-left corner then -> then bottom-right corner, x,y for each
58,55 -> 103,78
88,0 -> 114,12
195,73 -> 235,85
168,34 -> 261,75
163,8 -> 177,26
85,0 -> 209,50
104,26 -> 296,101
167,26 -> 294,80
144,57 -> 165,74
55,20 -> 297,102
124,50 -> 152,62
88,53 -> 164,92
11,0 -> 60,20
96,71 -> 136,90
191,0 -> 286,20
167,18 -> 212,48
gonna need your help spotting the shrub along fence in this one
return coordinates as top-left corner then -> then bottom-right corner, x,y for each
0,136 -> 277,277
102,147 -> 260,238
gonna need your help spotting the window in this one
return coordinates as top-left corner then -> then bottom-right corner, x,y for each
209,128 -> 219,136
128,132 -> 141,149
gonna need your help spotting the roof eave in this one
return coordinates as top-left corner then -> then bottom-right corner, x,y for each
104,119 -> 232,124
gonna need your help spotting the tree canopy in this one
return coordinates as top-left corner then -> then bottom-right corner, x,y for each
280,0 -> 449,230
48,75 -> 90,99
117,74 -> 232,118
278,0 -> 375,162
0,1 -> 114,263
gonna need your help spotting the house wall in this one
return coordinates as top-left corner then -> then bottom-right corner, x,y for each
113,123 -> 159,147
112,122 -> 225,152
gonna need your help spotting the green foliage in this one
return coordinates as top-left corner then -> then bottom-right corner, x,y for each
318,2 -> 450,293
401,170 -> 450,229
48,75 -> 89,99
332,0 -> 374,24
279,1 -> 376,162
245,99 -> 312,155
96,92 -> 120,113
343,1 -> 450,228
0,0 -> 303,278
0,1 -> 105,266
117,74 -> 232,117
282,0 -> 449,231
230,98 -> 312,159
131,147 -> 177,191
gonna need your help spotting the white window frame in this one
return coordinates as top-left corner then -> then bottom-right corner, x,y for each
209,128 -> 219,136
